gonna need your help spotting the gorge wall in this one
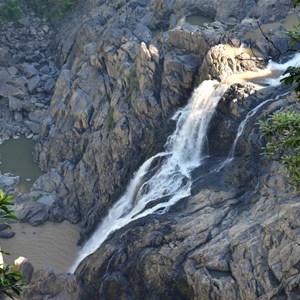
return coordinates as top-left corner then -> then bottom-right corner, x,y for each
10,0 -> 300,299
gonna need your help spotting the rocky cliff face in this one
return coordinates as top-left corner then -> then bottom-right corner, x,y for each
15,0 -> 300,298
31,0 -> 296,244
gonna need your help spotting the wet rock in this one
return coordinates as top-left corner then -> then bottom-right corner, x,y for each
0,230 -> 15,239
18,202 -> 49,226
0,174 -> 19,189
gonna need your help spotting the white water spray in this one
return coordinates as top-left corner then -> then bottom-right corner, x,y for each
70,80 -> 228,272
265,52 -> 300,86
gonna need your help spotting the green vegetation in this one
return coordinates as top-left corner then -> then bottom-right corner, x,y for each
260,112 -> 300,188
260,0 -> 300,189
28,0 -> 79,21
0,189 -> 24,299
0,0 -> 22,24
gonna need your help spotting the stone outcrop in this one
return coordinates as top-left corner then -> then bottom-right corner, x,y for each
18,263 -> 81,299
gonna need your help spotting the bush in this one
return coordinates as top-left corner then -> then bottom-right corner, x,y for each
0,0 -> 22,23
259,112 -> 300,188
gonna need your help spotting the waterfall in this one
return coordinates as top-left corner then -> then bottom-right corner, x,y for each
70,80 -> 228,272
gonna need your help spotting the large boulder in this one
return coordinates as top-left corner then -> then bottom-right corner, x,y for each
18,202 -> 49,226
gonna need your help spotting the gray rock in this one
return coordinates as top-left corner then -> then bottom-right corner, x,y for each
0,174 -> 19,189
22,101 -> 36,112
14,257 -> 34,284
6,66 -> 18,76
27,75 -> 41,94
0,230 -> 15,239
14,111 -> 23,123
20,268 -> 81,299
0,83 -> 26,98
19,63 -> 39,79
43,77 -> 56,94
40,64 -> 50,74
133,24 -> 152,43
18,202 -> 48,226
24,120 -> 40,134
8,96 -> 24,111
18,17 -> 30,26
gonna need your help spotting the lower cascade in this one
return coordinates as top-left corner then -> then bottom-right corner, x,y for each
70,80 -> 228,272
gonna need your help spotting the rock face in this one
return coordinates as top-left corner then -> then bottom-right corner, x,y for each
23,83 -> 300,300
11,0 -> 299,299
34,0 -> 229,243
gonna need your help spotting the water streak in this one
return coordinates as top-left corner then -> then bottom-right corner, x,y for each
211,54 -> 300,173
70,80 -> 228,272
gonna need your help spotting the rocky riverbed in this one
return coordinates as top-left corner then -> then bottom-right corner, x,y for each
0,0 -> 299,299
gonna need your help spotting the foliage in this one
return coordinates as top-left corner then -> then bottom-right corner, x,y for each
0,189 -> 17,227
294,0 -> 300,8
282,67 -> 300,99
28,0 -> 79,21
0,189 -> 24,299
0,264 -> 24,299
0,0 -> 22,23
259,112 -> 300,188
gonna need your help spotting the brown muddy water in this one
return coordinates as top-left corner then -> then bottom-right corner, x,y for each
0,136 -> 43,193
245,12 -> 300,41
1,221 -> 79,273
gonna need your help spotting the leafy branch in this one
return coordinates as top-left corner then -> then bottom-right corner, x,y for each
260,112 -> 300,188
0,189 -> 24,299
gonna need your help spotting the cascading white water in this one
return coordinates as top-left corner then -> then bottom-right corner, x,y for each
70,80 -> 228,272
266,52 -> 300,86
211,53 -> 300,173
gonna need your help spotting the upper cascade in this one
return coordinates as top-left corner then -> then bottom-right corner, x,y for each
70,80 -> 228,272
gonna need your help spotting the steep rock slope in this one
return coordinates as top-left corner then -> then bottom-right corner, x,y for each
74,82 -> 300,299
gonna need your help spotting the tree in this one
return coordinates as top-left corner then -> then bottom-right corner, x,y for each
0,189 -> 24,299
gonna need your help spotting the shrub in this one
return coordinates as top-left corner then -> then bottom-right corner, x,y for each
259,112 -> 300,188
